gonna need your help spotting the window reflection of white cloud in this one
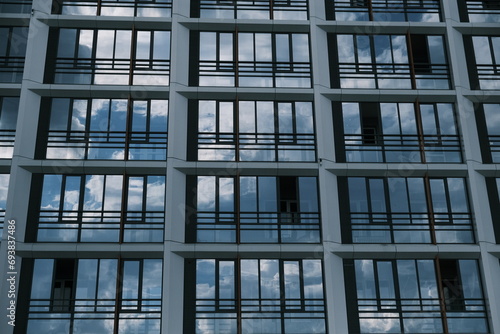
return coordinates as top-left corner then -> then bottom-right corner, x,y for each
146,179 -> 166,210
472,37 -> 493,65
360,315 -> 400,333
197,176 -> 216,211
111,150 -> 125,160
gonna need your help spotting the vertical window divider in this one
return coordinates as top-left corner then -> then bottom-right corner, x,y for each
91,30 -> 98,84
236,258 -> 242,334
279,260 -> 286,329
270,0 -> 274,20
97,0 -> 102,15
114,257 -> 123,334
235,98 -> 240,162
423,174 -> 437,244
129,26 -> 137,86
125,96 -> 133,161
83,99 -> 91,159
234,29 -> 239,87
236,174 -> 241,244
274,101 -> 279,162
406,32 -> 417,89
434,256 -> 450,334
391,261 -> 404,332
77,176 -> 86,242
298,260 -> 306,311
119,174 -> 128,244
414,99 -> 427,163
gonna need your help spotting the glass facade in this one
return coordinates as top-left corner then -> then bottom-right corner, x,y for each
185,259 -> 326,334
0,27 -> 28,83
186,175 -> 320,243
345,259 -> 489,334
336,102 -> 462,163
45,28 -> 171,85
52,0 -> 172,16
341,177 -> 474,244
189,100 -> 315,162
192,0 -> 308,19
326,0 -> 442,22
191,31 -> 311,87
329,33 -> 450,89
25,258 -> 162,334
40,98 -> 168,160
32,174 -> 166,242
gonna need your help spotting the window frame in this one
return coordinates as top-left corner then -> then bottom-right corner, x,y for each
334,101 -> 463,163
29,174 -> 166,243
188,99 -> 316,162
45,27 -> 171,85
184,258 -> 328,334
37,97 -> 168,160
328,33 -> 451,89
326,0 -> 442,22
339,176 -> 475,244
344,258 -> 489,334
191,0 -> 309,20
190,30 -> 312,88
19,258 -> 163,334
185,175 -> 321,244
52,0 -> 172,17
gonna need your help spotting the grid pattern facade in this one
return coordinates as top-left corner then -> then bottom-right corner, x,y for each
0,1 -> 500,333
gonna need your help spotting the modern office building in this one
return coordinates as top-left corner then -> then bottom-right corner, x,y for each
0,0 -> 500,333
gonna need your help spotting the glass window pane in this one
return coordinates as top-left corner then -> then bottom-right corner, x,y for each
276,34 -> 290,62
240,177 -> 257,211
258,177 -> 277,211
260,260 -> 280,299
196,259 -> 215,299
96,30 -> 114,59
239,101 -> 256,133
76,260 -> 98,299
219,178 -> 234,212
0,98 -> 19,130
122,261 -> 140,300
295,102 -> 314,133
136,31 -> 151,59
97,259 -> 117,299
256,102 -> 274,133
142,260 -> 162,299
197,176 -> 216,211
30,259 -> 54,299
298,177 -> 318,212
241,260 -> 259,299
146,176 -> 165,211
349,178 -> 368,212
355,260 -> 376,299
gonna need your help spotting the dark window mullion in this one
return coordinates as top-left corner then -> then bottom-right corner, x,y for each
423,176 -> 437,244
274,101 -> 280,162
414,100 -> 427,163
91,30 -> 99,85
119,174 -> 127,243
298,260 -> 306,311
77,175 -> 86,242
235,99 -> 240,162
434,257 -> 451,334
383,178 -> 394,243
279,260 -> 286,333
391,260 -> 404,333
125,96 -> 133,160
130,27 -> 137,85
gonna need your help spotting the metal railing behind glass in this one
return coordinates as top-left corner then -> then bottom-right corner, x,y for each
46,130 -> 167,160
196,211 -> 321,243
197,0 -> 308,19
37,209 -> 165,242
55,0 -> 172,16
343,133 -> 462,163
350,211 -> 474,244
198,132 -> 316,161
0,0 -> 32,13
331,0 -> 441,21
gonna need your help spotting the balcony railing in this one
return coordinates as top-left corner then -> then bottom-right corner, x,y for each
54,0 -> 172,16
461,0 -> 500,22
338,62 -> 450,89
330,0 -> 441,21
343,133 -> 462,163
52,58 -> 170,85
37,209 -> 165,242
350,211 -> 474,243
198,60 -> 311,87
0,129 -> 15,159
0,57 -> 24,83
0,0 -> 32,13
46,130 -> 167,160
196,211 -> 321,243
196,0 -> 308,19
198,132 -> 316,161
